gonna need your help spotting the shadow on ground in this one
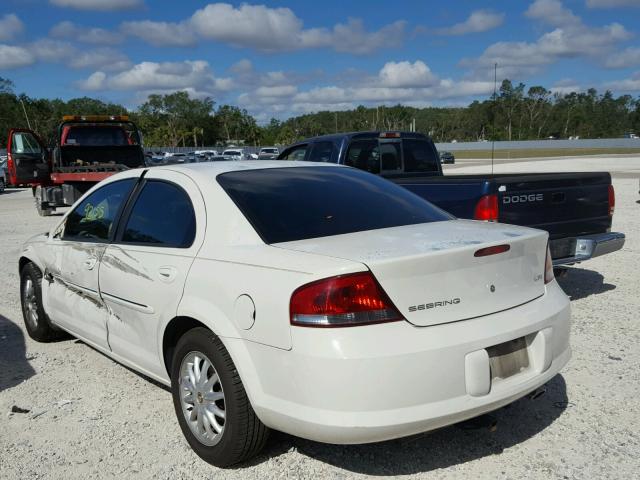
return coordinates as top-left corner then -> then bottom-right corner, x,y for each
556,267 -> 616,301
0,313 -> 36,392
247,375 -> 569,475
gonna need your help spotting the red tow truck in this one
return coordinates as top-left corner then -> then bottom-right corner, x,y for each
6,115 -> 146,215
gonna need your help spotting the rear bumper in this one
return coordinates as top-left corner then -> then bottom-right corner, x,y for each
225,282 -> 571,444
552,232 -> 625,266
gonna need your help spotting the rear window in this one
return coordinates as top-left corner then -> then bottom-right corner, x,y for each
403,139 -> 440,172
345,138 -> 440,174
217,167 -> 452,244
63,126 -> 130,146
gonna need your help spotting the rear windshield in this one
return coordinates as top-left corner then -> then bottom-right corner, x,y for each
345,138 -> 440,174
217,167 -> 452,244
62,125 -> 133,146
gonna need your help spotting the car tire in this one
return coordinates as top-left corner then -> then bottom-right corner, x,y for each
0,178 -> 5,193
20,262 -> 62,342
170,327 -> 269,467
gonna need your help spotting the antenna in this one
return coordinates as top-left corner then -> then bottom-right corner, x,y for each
491,63 -> 497,176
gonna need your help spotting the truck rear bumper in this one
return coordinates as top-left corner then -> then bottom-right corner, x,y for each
552,232 -> 625,266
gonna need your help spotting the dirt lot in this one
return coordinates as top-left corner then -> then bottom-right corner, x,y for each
1,157 -> 639,479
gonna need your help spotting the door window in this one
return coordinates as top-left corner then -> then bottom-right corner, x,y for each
307,142 -> 336,163
121,180 -> 196,248
11,132 -> 43,155
345,139 -> 380,173
63,179 -> 136,242
282,145 -> 308,161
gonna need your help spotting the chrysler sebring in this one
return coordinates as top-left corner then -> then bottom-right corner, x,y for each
19,161 -> 571,466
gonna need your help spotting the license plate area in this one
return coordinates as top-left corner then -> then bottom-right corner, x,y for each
487,337 -> 530,381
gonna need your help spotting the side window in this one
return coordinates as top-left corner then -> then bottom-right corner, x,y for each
63,179 -> 135,242
307,141 -> 336,163
283,145 -> 308,161
345,139 -> 380,173
121,180 -> 195,248
11,132 -> 43,156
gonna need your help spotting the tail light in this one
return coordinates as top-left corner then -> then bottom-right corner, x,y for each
6,153 -> 15,185
474,194 -> 499,221
608,184 -> 615,216
544,245 -> 554,284
290,272 -> 403,327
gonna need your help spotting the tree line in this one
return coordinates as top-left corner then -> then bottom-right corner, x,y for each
1,77 -> 639,149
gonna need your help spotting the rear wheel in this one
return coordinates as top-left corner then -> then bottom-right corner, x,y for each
20,263 -> 61,342
170,327 -> 269,467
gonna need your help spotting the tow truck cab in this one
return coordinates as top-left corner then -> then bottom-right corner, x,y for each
6,115 -> 145,215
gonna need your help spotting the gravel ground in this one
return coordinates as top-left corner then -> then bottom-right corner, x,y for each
1,157 -> 639,479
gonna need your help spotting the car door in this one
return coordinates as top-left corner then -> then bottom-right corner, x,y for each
7,129 -> 51,186
99,170 -> 205,379
45,178 -> 138,349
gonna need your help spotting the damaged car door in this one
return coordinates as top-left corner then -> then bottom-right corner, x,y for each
46,178 -> 137,348
99,170 -> 204,378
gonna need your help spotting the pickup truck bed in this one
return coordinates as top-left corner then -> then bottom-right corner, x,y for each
391,172 -> 624,265
278,131 -> 625,267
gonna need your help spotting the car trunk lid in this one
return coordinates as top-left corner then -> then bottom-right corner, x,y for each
275,220 -> 548,327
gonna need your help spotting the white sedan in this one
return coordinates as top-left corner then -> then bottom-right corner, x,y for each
19,161 -> 571,467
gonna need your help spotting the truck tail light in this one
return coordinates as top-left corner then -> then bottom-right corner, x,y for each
6,153 -> 15,185
608,184 -> 615,216
544,245 -> 554,284
290,272 -> 403,327
474,194 -> 499,221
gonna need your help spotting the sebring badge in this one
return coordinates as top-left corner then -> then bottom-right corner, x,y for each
408,298 -> 461,312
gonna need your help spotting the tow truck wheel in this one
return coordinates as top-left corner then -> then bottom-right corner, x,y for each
34,186 -> 53,217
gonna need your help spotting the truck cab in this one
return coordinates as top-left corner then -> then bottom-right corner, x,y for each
6,115 -> 145,215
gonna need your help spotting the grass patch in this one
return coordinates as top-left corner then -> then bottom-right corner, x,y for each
451,148 -> 640,159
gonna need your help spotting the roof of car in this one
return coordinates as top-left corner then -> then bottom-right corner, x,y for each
159,160 -> 341,177
286,131 -> 430,146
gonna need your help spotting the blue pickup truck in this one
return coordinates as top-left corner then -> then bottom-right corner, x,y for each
278,131 -> 625,266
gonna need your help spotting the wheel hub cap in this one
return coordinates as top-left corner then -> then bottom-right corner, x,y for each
179,351 -> 226,446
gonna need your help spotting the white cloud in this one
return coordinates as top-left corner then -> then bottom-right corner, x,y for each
77,60 -> 232,94
124,3 -> 405,54
378,60 -> 438,87
120,20 -> 196,47
3,38 -> 132,72
551,78 -> 582,94
0,44 -> 34,69
50,21 -> 122,45
525,0 -> 581,27
605,47 -> 640,68
604,71 -> 640,91
436,10 -> 505,35
586,0 -> 640,8
461,0 -> 632,77
0,14 -> 24,42
50,0 -> 143,11
77,71 -> 107,90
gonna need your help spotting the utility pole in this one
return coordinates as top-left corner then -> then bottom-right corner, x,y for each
19,97 -> 32,130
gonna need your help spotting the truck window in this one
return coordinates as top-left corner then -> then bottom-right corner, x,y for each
379,142 -> 401,172
11,132 -> 43,155
345,139 -> 379,173
282,145 -> 308,161
62,126 -> 130,146
403,139 -> 440,173
308,141 -> 336,163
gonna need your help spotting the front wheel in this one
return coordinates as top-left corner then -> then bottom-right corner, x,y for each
170,328 -> 269,467
20,263 -> 61,342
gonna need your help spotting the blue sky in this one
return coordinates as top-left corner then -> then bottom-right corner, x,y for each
1,0 -> 640,121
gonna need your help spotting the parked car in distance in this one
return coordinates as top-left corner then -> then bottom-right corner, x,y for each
19,161 -> 571,467
258,147 -> 280,160
222,148 -> 245,160
195,150 -> 219,157
439,150 -> 455,164
279,131 -> 625,267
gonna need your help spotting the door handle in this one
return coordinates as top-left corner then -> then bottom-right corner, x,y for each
158,266 -> 178,283
84,256 -> 98,270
